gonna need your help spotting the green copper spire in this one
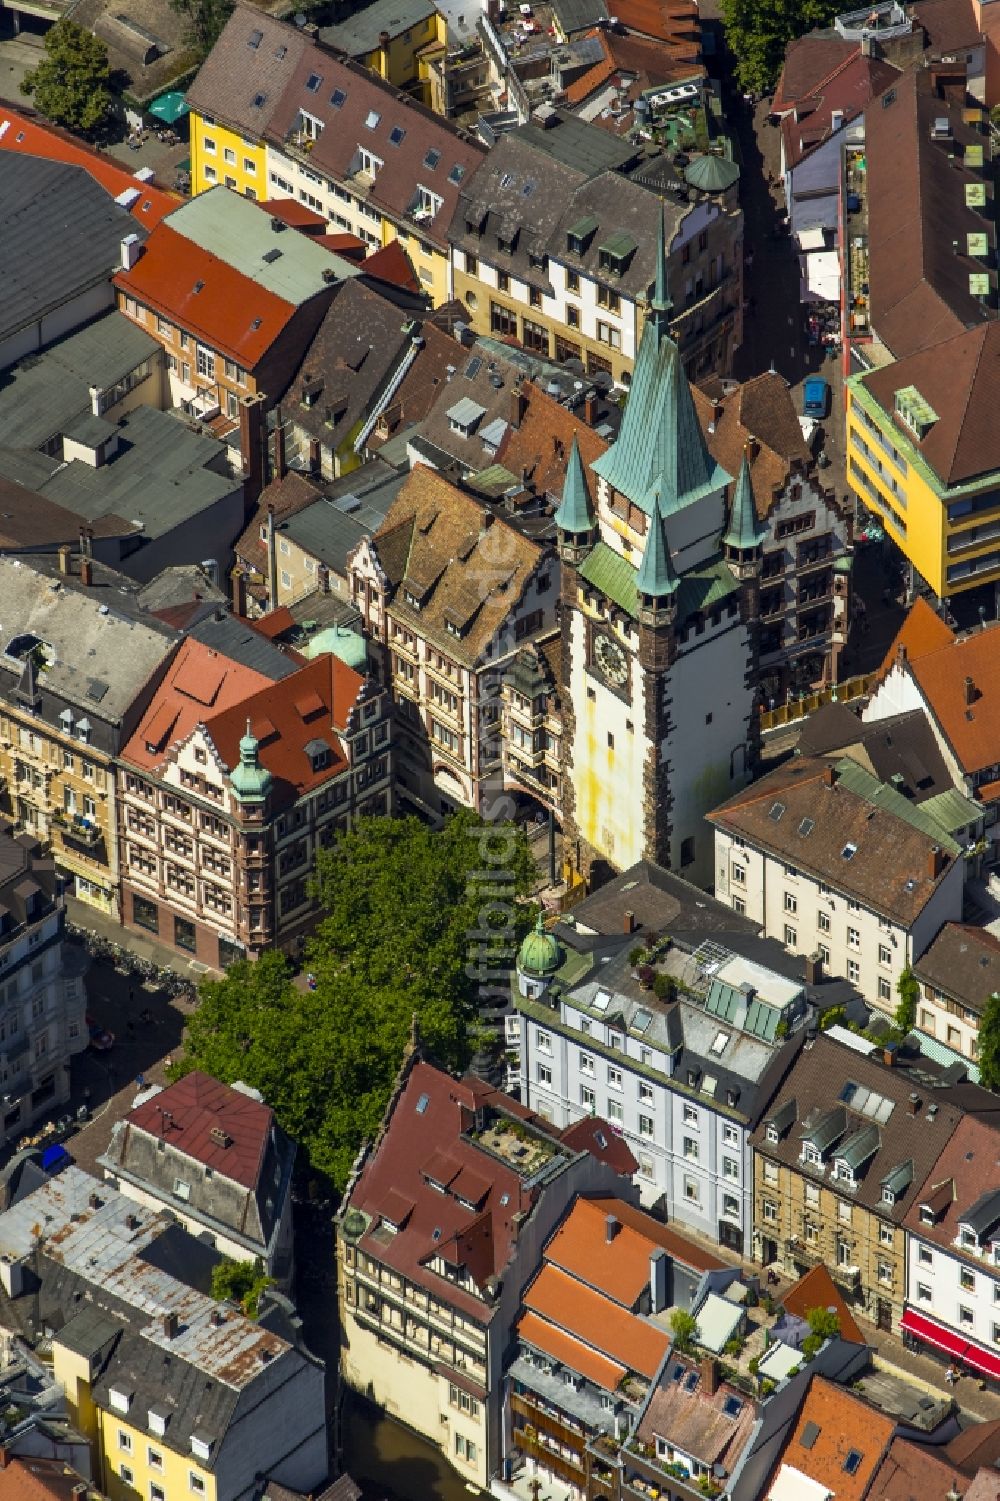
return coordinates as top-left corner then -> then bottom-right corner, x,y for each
636,502 -> 679,598
553,434 -> 595,533
230,719 -> 272,805
651,203 -> 671,324
723,451 -> 767,552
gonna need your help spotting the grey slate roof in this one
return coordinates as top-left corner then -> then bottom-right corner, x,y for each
319,0 -> 438,54
0,557 -> 177,725
550,0 -> 609,34
35,406 -> 239,538
189,613 -> 301,679
0,157 -> 143,349
280,502 -> 370,575
0,312 -> 159,451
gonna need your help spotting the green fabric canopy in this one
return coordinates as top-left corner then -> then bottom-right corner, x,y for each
149,92 -> 191,125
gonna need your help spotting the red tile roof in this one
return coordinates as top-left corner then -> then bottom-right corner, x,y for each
0,106 -> 178,225
496,382 -> 608,505
563,27 -> 703,105
779,52 -> 900,170
779,1263 -> 865,1345
121,637 -> 271,774
768,1376 -> 894,1501
558,1120 -> 637,1176
543,1195 -> 721,1310
868,1435 -> 969,1501
204,653 -> 366,804
878,596 -> 955,679
525,1263 -> 670,1377
113,223 -> 301,367
904,619 -> 1000,774
126,1070 -> 274,1190
347,1061 -> 546,1324
517,1308 -> 627,1389
260,197 -> 328,231
607,0 -> 700,47
772,35 -> 857,114
364,239 -> 423,295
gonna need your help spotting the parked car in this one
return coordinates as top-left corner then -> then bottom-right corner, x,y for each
86,1012 -> 115,1051
803,376 -> 830,419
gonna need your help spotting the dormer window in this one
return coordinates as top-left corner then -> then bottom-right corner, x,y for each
597,234 -> 636,277
566,214 -> 597,256
445,620 -> 462,638
961,1226 -> 977,1249
894,385 -> 938,440
76,718 -> 91,744
110,1388 -> 132,1415
834,1161 -> 855,1186
802,1144 -> 821,1166
404,590 -> 421,609
766,1124 -> 778,1144
882,1186 -> 895,1206
498,234 -> 515,255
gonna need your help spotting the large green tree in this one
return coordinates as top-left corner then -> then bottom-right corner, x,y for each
978,991 -> 1000,1092
169,0 -> 235,56
894,966 -> 919,1034
719,0 -> 843,94
178,813 -> 536,1188
20,18 -> 113,135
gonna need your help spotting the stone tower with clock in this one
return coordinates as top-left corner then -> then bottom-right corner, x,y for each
555,218 -> 761,887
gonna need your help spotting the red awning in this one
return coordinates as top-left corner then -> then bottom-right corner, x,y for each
901,1308 -> 1000,1379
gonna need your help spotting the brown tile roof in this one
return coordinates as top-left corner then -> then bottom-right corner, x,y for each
780,52 -> 900,170
751,1033 -> 965,1223
772,35 -> 857,113
692,373 -> 811,520
126,1070 -> 274,1190
564,27 -> 703,105
524,1263 -> 670,1377
608,0 -> 700,47
283,279 -> 416,451
367,321 -> 461,449
0,476 -> 135,550
370,464 -> 548,664
363,239 -> 422,294
914,0 -> 982,53
264,40 -> 486,252
767,1376 -> 894,1501
779,1263 -> 865,1345
236,470 -> 323,580
708,756 -> 959,927
185,3 -> 310,138
861,323 -> 1000,487
113,223 -> 303,368
903,615 -> 1000,774
635,1352 -> 758,1470
260,197 -> 328,231
347,1061 -> 562,1325
0,1458 -> 102,1501
902,1113 -> 1000,1265
945,1415 -> 1000,1475
121,637 -> 272,774
205,652 -> 365,803
912,923 -> 1000,1013
864,68 -> 994,360
495,381 -> 608,504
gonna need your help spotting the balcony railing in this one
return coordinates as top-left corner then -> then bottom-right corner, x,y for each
51,810 -> 101,848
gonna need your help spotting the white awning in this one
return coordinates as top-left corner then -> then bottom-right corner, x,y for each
799,248 -> 841,303
769,1464 -> 832,1501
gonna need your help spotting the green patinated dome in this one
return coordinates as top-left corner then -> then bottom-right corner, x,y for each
684,153 -> 740,194
230,720 -> 272,804
518,913 -> 561,977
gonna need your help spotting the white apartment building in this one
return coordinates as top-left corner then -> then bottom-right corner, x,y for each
709,757 -> 965,1014
514,928 -> 805,1255
902,1113 -> 1000,1382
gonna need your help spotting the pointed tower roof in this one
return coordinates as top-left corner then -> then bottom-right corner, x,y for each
553,434 -> 595,533
723,451 -> 768,552
230,719 -> 272,804
650,203 -> 672,328
636,503 -> 679,598
592,314 -> 730,521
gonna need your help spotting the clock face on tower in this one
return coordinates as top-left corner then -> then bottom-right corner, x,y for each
594,631 -> 629,687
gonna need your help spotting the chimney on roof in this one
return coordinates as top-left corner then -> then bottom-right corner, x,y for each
822,764 -> 837,788
965,674 -> 976,706
701,1355 -> 720,1396
80,557 -> 94,588
861,31 -> 872,55
746,435 -> 760,461
623,909 -> 637,934
649,1249 -> 667,1313
89,385 -> 102,418
804,950 -> 823,986
125,1213 -> 140,1231
211,1308 -> 225,1327
511,381 -> 528,430
272,405 -> 286,482
161,1310 -> 179,1340
883,1043 -> 898,1067
378,28 -> 391,46
605,1213 -> 619,1243
896,642 -> 908,666
120,234 -> 142,272
584,391 -> 599,425
58,545 -> 72,577
908,1091 -> 921,1115
831,109 -> 844,132
240,393 -> 267,519
928,844 -> 945,879
88,1192 -> 102,1211
231,565 -> 247,619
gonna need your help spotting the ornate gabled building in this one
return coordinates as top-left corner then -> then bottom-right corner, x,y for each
557,221 -> 759,886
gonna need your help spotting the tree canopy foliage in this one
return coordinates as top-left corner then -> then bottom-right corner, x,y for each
894,966 -> 919,1035
20,18 -> 113,135
169,0 -> 235,56
177,813 -> 535,1188
719,0 -> 843,94
978,991 -> 1000,1092
210,1257 -> 272,1318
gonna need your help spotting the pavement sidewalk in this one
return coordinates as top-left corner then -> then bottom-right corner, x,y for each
64,892 -> 221,979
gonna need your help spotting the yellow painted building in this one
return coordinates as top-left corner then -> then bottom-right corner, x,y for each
847,324 -> 1000,600
189,111 -> 267,199
320,0 -> 448,114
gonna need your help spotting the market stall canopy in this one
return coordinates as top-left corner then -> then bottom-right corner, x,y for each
149,91 -> 191,124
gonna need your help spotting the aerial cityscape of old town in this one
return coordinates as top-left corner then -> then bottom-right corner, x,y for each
0,0 -> 999,1496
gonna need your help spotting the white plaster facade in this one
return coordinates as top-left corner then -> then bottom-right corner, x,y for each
908,1229 -> 1000,1355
